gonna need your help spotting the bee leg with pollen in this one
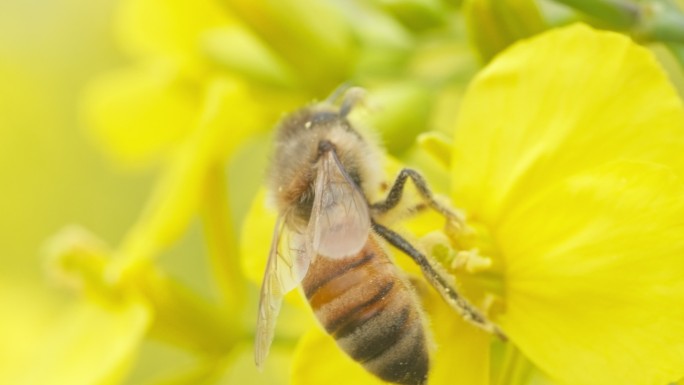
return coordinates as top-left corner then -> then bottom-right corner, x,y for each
372,220 -> 507,341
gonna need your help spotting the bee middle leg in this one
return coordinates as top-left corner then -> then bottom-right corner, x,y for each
372,220 -> 506,340
371,168 -> 464,230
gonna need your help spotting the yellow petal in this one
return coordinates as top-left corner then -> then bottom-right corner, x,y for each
240,188 -> 277,287
451,23 -> 684,385
112,78 -> 264,280
451,24 -> 684,227
15,297 -> 150,385
528,370 -> 561,385
82,61 -> 198,167
498,161 -> 684,385
423,292 -> 490,385
115,0 -> 231,64
417,131 -> 452,169
0,281 -> 61,383
291,327 -> 388,385
201,164 -> 246,310
218,341 -> 292,385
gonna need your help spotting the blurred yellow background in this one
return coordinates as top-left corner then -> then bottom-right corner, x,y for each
0,0 -> 146,280
0,0 -> 158,380
0,2 -> 286,383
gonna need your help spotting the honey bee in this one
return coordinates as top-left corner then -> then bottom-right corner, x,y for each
255,87 -> 505,385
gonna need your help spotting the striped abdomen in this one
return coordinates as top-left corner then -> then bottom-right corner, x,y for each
301,236 -> 429,385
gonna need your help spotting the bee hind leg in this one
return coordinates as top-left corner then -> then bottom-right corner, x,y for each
372,220 -> 507,341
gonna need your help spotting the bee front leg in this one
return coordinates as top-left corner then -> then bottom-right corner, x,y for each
372,220 -> 507,341
371,169 -> 465,232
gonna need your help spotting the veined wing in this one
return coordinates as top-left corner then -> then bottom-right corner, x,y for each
309,149 -> 371,259
255,214 -> 311,368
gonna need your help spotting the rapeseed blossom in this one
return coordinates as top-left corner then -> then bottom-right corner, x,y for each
8,1 -> 684,385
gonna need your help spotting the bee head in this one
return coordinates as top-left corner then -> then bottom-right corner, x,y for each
268,87 -> 380,222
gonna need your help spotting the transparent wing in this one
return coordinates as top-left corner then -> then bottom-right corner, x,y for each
309,149 -> 371,259
255,214 -> 311,368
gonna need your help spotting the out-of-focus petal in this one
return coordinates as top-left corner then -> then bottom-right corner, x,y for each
16,297 -> 150,385
202,25 -> 296,87
0,281 -> 60,384
291,327 -> 388,385
417,131 -> 452,169
115,0 -> 231,64
240,188 -> 276,287
218,341 -> 291,385
113,78 -> 266,279
82,61 -> 198,167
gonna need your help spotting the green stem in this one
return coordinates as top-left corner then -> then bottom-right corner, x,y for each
637,2 -> 684,43
201,163 -> 247,312
550,0 -> 638,28
495,343 -> 533,385
551,0 -> 684,44
141,270 -> 242,356
666,43 -> 684,68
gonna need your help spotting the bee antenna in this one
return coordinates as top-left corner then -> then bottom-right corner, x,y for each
339,87 -> 367,117
325,83 -> 352,105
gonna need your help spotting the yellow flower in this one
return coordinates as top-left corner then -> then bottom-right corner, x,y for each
453,23 -> 684,385
4,227 -> 152,385
242,23 -> 684,385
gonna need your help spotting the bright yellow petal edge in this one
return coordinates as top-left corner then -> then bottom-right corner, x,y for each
452,23 -> 684,385
452,24 -> 684,226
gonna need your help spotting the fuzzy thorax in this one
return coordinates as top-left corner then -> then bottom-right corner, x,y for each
268,104 -> 382,225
